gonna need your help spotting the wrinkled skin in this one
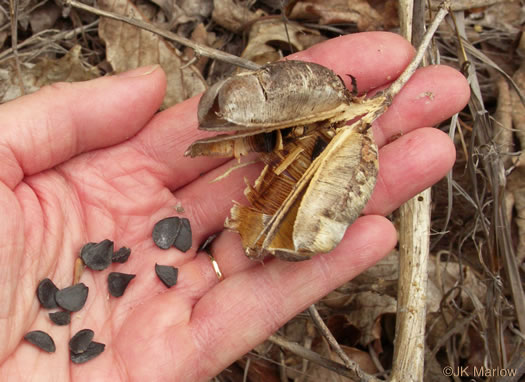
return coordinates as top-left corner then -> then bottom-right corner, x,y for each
0,32 -> 469,381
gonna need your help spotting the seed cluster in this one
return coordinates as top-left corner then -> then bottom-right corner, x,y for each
152,217 -> 192,252
68,329 -> 106,364
25,217 -> 191,364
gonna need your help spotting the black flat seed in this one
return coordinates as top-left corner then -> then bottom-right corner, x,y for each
107,272 -> 135,297
112,247 -> 131,263
69,329 -> 94,354
24,330 -> 56,353
155,264 -> 179,288
80,239 -> 114,271
70,341 -> 105,364
37,278 -> 59,309
173,218 -> 192,252
197,233 -> 218,255
49,311 -> 71,326
55,283 -> 89,312
152,217 -> 181,249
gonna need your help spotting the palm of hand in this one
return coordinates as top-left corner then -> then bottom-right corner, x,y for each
0,33 -> 469,382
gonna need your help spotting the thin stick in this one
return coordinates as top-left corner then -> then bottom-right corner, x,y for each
268,334 -> 381,382
64,0 -> 261,71
307,305 -> 355,369
0,20 -> 99,63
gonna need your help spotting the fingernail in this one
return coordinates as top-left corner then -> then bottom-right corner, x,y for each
116,65 -> 160,78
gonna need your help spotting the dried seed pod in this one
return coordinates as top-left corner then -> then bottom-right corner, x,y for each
69,329 -> 94,354
186,60 -> 381,260
152,217 -> 181,249
37,278 -> 59,309
49,311 -> 71,326
80,240 -> 114,271
173,218 -> 192,252
112,247 -> 131,263
24,330 -> 56,353
55,283 -> 89,312
185,60 -> 363,159
70,341 -> 105,364
107,272 -> 135,297
226,129 -> 377,260
198,60 -> 352,130
155,264 -> 179,288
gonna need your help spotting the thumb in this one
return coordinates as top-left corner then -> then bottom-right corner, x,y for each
0,65 -> 166,189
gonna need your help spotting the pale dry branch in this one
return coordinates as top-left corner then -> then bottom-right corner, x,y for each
390,1 -> 439,381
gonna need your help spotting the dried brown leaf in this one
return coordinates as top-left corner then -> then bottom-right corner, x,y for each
427,258 -> 487,313
241,18 -> 325,65
288,0 -> 383,31
29,2 -> 61,34
151,0 -> 213,24
0,45 -> 99,103
178,0 -> 213,19
344,291 -> 397,346
212,0 -> 266,33
480,0 -> 522,32
98,0 -> 207,108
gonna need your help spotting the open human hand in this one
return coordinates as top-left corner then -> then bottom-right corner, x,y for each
0,32 -> 469,381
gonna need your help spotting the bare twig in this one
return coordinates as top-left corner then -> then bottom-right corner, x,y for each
268,334 -> 381,382
0,20 -> 99,63
307,305 -> 354,368
63,0 -> 260,71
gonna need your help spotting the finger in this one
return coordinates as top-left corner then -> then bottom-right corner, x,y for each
372,65 -> 469,147
186,215 -> 397,379
0,66 -> 166,189
287,31 -> 414,91
364,127 -> 456,215
133,32 -> 416,190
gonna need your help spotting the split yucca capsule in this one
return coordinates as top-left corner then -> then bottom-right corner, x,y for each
186,61 -> 381,261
